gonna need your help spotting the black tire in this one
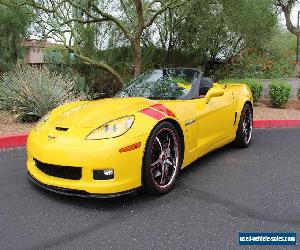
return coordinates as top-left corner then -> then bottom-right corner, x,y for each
142,121 -> 183,195
234,103 -> 253,148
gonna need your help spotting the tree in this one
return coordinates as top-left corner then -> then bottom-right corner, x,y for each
151,0 -> 277,75
275,0 -> 300,74
151,6 -> 185,64
268,28 -> 296,60
25,0 -> 188,85
275,0 -> 299,35
0,0 -> 34,72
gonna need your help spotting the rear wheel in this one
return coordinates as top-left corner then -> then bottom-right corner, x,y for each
234,103 -> 253,147
142,121 -> 183,194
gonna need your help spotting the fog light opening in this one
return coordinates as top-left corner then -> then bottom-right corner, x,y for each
93,169 -> 114,180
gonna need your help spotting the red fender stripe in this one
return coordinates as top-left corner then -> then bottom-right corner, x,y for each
139,108 -> 165,120
150,104 -> 176,118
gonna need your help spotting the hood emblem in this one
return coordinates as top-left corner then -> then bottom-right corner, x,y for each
48,135 -> 56,140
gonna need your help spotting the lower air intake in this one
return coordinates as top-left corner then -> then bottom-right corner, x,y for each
34,159 -> 82,180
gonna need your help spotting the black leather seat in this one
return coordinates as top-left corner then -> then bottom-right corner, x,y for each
199,77 -> 213,96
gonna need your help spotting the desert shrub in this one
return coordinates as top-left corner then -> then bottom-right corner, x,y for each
245,79 -> 263,103
269,80 -> 291,108
298,87 -> 300,101
0,66 -> 85,121
0,60 -> 14,75
222,78 -> 263,103
227,48 -> 295,79
73,75 -> 97,100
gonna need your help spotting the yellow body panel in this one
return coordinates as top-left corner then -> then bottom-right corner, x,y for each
26,83 -> 252,195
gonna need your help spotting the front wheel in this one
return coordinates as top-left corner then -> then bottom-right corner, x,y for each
142,121 -> 183,195
234,103 -> 253,147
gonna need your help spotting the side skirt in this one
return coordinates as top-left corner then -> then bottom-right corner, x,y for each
181,135 -> 235,169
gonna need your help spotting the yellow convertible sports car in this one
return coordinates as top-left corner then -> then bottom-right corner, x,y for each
27,68 -> 253,197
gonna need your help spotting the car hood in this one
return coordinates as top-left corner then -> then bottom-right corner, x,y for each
51,97 -> 154,128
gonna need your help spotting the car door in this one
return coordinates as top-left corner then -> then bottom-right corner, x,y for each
186,86 -> 235,155
199,87 -> 235,147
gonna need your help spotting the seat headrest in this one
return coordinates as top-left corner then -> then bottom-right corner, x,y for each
200,77 -> 213,88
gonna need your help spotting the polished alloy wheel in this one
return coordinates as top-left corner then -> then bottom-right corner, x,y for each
243,108 -> 253,144
150,128 -> 179,188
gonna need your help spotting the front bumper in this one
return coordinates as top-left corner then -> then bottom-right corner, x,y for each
27,129 -> 148,196
28,172 -> 140,198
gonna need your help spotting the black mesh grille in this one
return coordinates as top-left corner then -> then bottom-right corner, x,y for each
34,159 -> 82,180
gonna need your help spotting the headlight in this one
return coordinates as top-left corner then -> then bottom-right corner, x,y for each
86,116 -> 135,140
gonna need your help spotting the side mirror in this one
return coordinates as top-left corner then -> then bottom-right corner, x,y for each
205,88 -> 225,104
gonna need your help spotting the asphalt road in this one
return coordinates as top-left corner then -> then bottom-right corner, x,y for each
1,128 -> 300,250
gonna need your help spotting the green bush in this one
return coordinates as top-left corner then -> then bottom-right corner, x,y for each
222,78 -> 263,103
298,87 -> 300,101
0,66 -> 85,121
227,48 -> 294,79
269,80 -> 291,108
244,79 -> 263,103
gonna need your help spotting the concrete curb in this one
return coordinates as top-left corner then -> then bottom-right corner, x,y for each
253,120 -> 300,129
0,134 -> 28,149
0,120 -> 299,149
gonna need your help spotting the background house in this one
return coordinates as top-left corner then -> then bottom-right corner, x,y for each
21,39 -> 49,67
19,39 -> 72,69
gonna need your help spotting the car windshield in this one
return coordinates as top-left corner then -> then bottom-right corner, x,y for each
116,69 -> 200,100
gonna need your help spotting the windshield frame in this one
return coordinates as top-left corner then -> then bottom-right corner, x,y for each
116,68 -> 202,100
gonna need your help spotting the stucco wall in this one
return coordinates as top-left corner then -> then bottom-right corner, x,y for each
24,47 -> 44,64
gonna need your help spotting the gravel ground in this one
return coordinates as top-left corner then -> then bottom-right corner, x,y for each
0,111 -> 36,136
0,102 -> 300,135
254,102 -> 300,120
